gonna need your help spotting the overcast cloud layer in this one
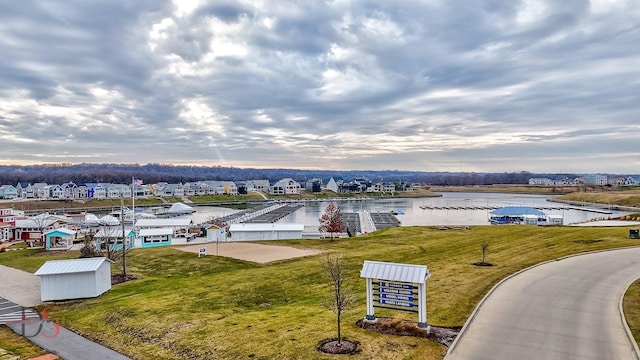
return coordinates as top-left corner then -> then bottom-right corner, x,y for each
1,0 -> 639,173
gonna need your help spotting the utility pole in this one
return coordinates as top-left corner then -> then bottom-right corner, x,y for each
120,195 -> 127,276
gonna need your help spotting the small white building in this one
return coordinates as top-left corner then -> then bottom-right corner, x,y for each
34,257 -> 113,301
206,224 -> 227,242
229,223 -> 304,241
547,214 -> 564,225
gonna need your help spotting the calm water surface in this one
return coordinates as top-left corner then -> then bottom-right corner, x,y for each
192,192 -> 629,230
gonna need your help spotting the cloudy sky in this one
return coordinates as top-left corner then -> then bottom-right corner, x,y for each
1,0 -> 639,173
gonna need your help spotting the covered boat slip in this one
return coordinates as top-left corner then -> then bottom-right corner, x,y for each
489,206 -> 563,225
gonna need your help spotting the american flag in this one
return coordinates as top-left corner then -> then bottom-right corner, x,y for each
133,178 -> 143,186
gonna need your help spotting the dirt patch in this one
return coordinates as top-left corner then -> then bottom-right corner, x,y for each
176,242 -> 326,264
356,317 -> 461,347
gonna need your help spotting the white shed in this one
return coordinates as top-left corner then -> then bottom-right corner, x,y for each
229,223 -> 304,241
547,214 -> 564,225
34,257 -> 113,301
206,224 -> 227,242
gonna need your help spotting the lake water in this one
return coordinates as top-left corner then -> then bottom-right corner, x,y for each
192,192 -> 630,230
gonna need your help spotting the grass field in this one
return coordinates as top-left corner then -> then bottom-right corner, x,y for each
2,225 -> 640,359
557,189 -> 640,208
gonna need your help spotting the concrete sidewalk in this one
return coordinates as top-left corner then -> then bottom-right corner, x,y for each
6,318 -> 131,360
0,265 -> 131,360
0,264 -> 42,307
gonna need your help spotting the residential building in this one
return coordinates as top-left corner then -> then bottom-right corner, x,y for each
325,177 -> 339,192
270,178 -> 301,195
0,185 -> 18,199
305,178 -> 322,192
246,180 -> 270,192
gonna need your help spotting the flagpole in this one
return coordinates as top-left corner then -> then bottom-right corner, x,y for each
131,177 -> 135,239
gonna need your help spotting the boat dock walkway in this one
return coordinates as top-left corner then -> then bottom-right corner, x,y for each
419,205 -> 613,214
243,204 -> 304,223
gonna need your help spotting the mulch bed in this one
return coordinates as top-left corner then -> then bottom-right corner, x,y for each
111,274 -> 137,285
317,338 -> 361,355
472,262 -> 494,267
356,317 -> 461,347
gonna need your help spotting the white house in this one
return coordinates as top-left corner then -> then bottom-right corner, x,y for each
325,178 -> 339,192
0,185 -> 18,199
229,223 -> 304,241
270,178 -> 301,195
34,257 -> 113,301
246,180 -> 270,192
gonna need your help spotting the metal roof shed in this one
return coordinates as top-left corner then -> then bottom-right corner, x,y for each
34,257 -> 113,301
228,223 -> 304,241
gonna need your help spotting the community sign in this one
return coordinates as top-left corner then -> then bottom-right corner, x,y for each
360,260 -> 431,329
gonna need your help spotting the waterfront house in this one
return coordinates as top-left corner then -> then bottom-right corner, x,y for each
15,182 -> 30,198
325,177 -> 339,192
77,184 -> 88,199
0,185 -> 18,199
62,182 -> 80,199
246,180 -> 270,192
270,178 -> 301,195
32,183 -> 49,199
85,183 -> 107,199
202,181 -> 238,195
50,184 -> 65,199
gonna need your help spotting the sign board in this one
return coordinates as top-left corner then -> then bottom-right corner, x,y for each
360,260 -> 430,329
198,247 -> 207,257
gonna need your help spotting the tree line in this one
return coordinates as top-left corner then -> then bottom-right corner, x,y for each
0,163 -> 552,186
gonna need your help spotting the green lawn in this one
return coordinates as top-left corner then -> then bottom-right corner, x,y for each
2,225 -> 640,359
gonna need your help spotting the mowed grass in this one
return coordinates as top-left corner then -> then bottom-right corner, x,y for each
558,189 -> 640,208
2,225 -> 640,360
0,327 -> 47,360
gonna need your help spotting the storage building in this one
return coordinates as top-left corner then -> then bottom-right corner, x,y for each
229,223 -> 304,241
34,257 -> 113,301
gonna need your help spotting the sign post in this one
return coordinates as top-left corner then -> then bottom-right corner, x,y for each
360,260 -> 430,329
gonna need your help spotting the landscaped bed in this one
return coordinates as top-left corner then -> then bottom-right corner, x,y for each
2,225 -> 640,359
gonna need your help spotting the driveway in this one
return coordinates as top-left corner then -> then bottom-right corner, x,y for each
446,247 -> 640,360
0,264 -> 41,307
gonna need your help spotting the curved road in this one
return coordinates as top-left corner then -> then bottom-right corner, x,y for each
446,247 -> 640,360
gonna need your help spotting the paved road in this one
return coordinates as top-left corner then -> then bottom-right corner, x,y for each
446,247 -> 640,360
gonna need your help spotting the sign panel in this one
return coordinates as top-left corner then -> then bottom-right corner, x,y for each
372,279 -> 418,312
198,247 -> 207,257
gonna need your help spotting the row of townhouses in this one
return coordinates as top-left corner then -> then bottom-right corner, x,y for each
528,175 -> 640,186
0,177 -> 419,200
0,207 -> 197,251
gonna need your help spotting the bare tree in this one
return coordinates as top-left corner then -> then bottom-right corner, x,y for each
319,203 -> 343,241
79,229 -> 100,258
481,241 -> 489,264
320,253 -> 354,345
97,225 -> 123,262
27,213 -> 55,248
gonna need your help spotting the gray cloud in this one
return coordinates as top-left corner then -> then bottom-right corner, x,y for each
1,0 -> 639,173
